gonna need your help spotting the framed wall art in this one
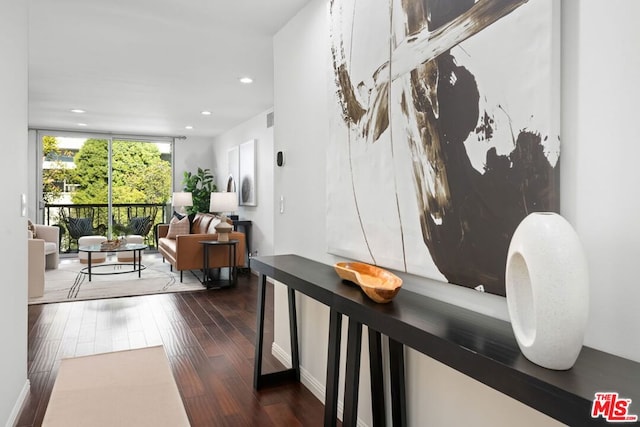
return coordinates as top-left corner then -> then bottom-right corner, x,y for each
239,139 -> 257,206
326,0 -> 561,296
227,146 -> 239,194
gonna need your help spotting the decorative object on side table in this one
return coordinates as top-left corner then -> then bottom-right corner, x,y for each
210,191 -> 238,242
226,174 -> 236,192
335,262 -> 402,303
505,212 -> 589,370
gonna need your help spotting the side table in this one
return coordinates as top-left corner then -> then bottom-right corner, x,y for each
232,219 -> 252,273
199,239 -> 238,289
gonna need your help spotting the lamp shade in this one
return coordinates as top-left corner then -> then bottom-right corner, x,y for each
172,192 -> 193,207
209,192 -> 238,214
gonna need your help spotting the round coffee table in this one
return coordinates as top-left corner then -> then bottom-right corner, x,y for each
78,243 -> 148,281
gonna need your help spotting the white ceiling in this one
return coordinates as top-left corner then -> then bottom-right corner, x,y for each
28,0 -> 311,138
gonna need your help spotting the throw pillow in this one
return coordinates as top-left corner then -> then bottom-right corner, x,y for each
166,215 -> 190,239
129,216 -> 152,236
67,217 -> 93,238
27,219 -> 37,238
173,211 -> 196,224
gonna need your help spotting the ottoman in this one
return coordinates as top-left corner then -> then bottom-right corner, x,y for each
78,236 -> 108,264
117,235 -> 144,262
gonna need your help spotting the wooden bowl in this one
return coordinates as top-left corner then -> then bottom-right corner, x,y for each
334,262 -> 402,303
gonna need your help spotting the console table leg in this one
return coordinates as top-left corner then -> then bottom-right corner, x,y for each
287,288 -> 300,380
253,273 -> 267,389
253,275 -> 299,390
368,329 -> 386,427
389,338 -> 407,427
324,309 -> 342,427
343,319 -> 363,427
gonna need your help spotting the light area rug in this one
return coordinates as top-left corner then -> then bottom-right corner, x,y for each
30,253 -> 204,305
43,346 -> 190,427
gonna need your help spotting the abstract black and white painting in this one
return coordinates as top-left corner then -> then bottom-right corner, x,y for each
327,0 -> 560,296
239,139 -> 256,206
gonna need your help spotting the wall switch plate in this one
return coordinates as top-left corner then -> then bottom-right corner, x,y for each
20,193 -> 26,217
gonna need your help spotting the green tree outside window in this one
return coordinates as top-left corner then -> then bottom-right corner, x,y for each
72,139 -> 171,205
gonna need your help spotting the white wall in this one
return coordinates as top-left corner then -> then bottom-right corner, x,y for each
27,130 -> 39,221
561,0 -> 640,360
273,0 -> 346,413
0,1 -> 30,425
173,135 -> 215,191
272,0 -> 640,426
212,110 -> 275,257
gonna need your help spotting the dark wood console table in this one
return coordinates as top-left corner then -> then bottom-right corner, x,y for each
251,255 -> 640,426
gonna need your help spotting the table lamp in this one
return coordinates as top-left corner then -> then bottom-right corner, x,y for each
209,192 -> 238,242
172,192 -> 193,215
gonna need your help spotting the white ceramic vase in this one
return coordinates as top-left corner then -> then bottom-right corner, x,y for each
505,212 -> 589,370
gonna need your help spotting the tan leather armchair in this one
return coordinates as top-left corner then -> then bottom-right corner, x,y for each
157,213 -> 245,282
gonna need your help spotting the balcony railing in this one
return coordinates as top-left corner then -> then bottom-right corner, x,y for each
44,203 -> 170,253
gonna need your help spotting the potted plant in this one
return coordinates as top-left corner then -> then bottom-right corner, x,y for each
182,168 -> 217,213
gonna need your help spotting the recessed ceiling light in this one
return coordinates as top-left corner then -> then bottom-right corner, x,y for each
201,111 -> 212,116
77,123 -> 88,127
239,77 -> 253,84
71,109 -> 86,114
185,125 -> 193,130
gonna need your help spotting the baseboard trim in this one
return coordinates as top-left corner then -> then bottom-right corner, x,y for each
248,268 -> 275,284
271,343 -> 325,401
6,379 -> 30,427
271,343 -> 369,427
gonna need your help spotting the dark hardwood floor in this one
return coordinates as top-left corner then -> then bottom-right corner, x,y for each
18,273 -> 328,426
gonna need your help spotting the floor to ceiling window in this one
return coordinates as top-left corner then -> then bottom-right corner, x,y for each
39,131 -> 174,251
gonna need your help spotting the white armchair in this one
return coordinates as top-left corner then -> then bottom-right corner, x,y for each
33,224 -> 60,269
28,223 -> 59,298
